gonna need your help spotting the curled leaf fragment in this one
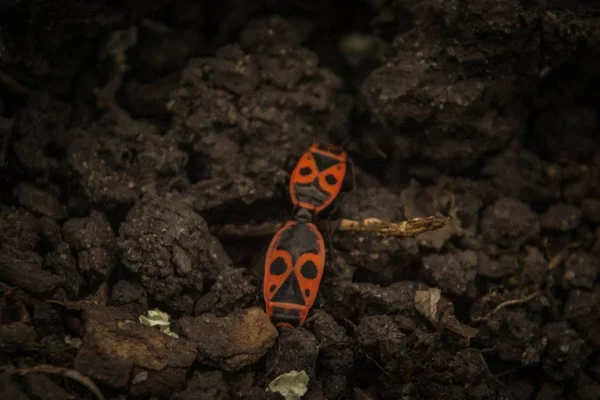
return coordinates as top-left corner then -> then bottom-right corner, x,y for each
139,309 -> 179,338
267,370 -> 310,400
415,287 -> 478,340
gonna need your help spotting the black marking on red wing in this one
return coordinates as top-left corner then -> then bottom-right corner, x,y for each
271,273 -> 304,304
269,223 -> 321,307
316,143 -> 345,156
300,260 -> 318,279
325,174 -> 338,185
299,166 -> 313,176
269,257 -> 287,276
312,151 -> 340,171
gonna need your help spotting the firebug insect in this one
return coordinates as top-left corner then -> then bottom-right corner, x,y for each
289,142 -> 348,215
263,208 -> 325,328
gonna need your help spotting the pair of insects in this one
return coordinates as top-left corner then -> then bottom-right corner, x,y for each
263,142 -> 350,329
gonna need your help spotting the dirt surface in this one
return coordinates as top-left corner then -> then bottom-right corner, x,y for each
1,1 -> 600,399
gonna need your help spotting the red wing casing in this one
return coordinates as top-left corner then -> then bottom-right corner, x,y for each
263,220 -> 325,328
289,143 -> 348,214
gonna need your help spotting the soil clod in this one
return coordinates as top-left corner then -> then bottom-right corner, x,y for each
178,307 -> 277,372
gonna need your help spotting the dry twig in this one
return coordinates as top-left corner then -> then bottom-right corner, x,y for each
212,216 -> 448,238
548,242 -> 582,270
2,364 -> 105,400
472,292 -> 539,322
333,216 -> 448,236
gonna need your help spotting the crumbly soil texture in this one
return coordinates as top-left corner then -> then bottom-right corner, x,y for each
1,1 -> 600,399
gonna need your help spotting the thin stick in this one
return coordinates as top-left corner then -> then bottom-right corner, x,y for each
2,365 -> 105,400
548,242 -> 582,270
472,292 -> 539,322
362,351 -> 393,378
333,216 -> 448,236
212,216 -> 448,238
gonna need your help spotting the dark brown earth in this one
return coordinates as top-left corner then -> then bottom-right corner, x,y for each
1,1 -> 600,399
